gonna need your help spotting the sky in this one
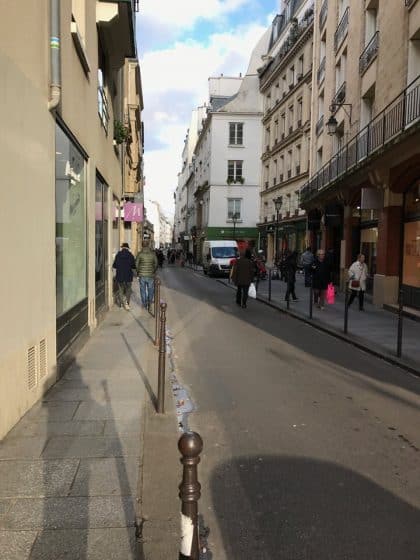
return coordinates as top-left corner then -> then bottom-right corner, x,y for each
136,0 -> 279,220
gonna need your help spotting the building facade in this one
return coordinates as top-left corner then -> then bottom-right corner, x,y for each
0,0 -> 143,438
258,0 -> 314,265
301,0 -> 420,308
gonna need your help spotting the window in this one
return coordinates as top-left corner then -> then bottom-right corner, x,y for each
274,119 -> 279,142
55,124 -> 87,316
227,160 -> 243,181
280,113 -> 286,137
265,127 -> 270,150
317,147 -> 323,170
365,8 -> 377,45
298,55 -> 304,77
227,198 -> 242,219
297,97 -> 303,125
229,122 -> 243,145
288,105 -> 294,132
318,90 -> 324,118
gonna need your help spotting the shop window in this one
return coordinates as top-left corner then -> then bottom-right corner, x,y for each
55,125 -> 87,316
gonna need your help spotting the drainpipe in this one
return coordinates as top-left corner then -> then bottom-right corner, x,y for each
48,0 -> 61,111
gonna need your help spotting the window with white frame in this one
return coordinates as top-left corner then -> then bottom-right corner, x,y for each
227,198 -> 242,219
229,122 -> 244,145
227,160 -> 243,181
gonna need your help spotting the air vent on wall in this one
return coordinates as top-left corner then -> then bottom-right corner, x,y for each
39,339 -> 47,379
27,346 -> 37,390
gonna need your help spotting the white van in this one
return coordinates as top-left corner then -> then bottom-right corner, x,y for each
202,240 -> 239,277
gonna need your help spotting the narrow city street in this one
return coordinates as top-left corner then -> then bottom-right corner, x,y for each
160,265 -> 420,560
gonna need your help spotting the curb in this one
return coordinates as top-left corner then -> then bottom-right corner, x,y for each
217,279 -> 420,378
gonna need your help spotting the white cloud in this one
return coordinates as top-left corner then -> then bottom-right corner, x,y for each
139,20 -> 270,218
140,0 -> 251,29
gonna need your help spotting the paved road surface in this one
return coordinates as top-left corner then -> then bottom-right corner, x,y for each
160,265 -> 420,560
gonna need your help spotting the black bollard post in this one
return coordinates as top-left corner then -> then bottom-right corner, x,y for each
309,277 -> 313,319
157,302 -> 167,413
397,287 -> 403,358
178,432 -> 203,560
344,285 -> 349,334
268,268 -> 272,302
154,278 -> 161,346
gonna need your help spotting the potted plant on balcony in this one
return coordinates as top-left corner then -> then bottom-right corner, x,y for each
236,176 -> 245,184
227,177 -> 233,185
113,120 -> 130,145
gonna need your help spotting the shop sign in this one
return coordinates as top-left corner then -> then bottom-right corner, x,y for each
123,202 -> 143,222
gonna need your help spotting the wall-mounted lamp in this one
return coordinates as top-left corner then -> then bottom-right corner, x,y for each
327,102 -> 352,135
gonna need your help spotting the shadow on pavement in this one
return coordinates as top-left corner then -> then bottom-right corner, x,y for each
210,455 -> 420,559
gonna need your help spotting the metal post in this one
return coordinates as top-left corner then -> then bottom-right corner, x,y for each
157,302 -> 167,414
309,276 -> 313,319
178,432 -> 203,560
344,285 -> 349,334
268,268 -> 272,301
154,278 -> 161,346
397,287 -> 403,358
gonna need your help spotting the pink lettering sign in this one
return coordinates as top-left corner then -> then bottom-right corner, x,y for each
123,202 -> 143,223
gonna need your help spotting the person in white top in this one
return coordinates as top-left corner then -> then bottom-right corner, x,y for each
347,254 -> 369,311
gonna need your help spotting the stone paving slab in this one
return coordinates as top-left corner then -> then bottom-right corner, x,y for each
69,458 -> 139,497
0,500 -> 12,517
22,402 -> 80,423
0,496 -> 136,530
0,459 -> 79,497
43,386 -> 143,402
73,402 -> 142,421
0,437 -> 48,460
103,419 -> 142,436
42,435 -> 140,459
29,528 -> 139,560
6,420 -> 105,439
0,530 -> 37,560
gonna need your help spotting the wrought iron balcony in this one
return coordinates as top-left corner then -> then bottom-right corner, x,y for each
319,0 -> 328,30
316,115 -> 324,136
301,74 -> 420,203
359,31 -> 379,75
334,6 -> 349,52
332,81 -> 346,106
317,56 -> 326,84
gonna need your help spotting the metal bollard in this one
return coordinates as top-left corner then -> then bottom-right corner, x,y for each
268,268 -> 272,301
397,287 -> 403,358
344,285 -> 349,334
178,432 -> 203,560
157,302 -> 167,414
309,277 -> 313,319
154,278 -> 161,346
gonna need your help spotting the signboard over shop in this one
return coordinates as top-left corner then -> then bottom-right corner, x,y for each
123,202 -> 143,223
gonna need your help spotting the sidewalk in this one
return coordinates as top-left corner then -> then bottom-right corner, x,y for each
0,293 -> 180,560
222,273 -> 420,374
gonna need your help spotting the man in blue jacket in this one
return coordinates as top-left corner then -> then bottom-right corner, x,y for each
113,242 -> 136,310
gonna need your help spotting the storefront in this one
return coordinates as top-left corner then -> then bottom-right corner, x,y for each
55,123 -> 88,357
95,174 -> 109,316
205,227 -> 258,250
402,182 -> 420,309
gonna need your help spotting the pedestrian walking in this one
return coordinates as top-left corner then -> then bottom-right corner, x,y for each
112,242 -> 136,310
231,249 -> 256,308
284,250 -> 299,302
311,249 -> 330,309
136,240 -> 158,309
347,254 -> 369,311
301,246 -> 314,287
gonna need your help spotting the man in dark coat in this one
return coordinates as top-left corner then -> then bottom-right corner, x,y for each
113,242 -> 136,310
284,250 -> 299,302
311,249 -> 330,309
231,249 -> 256,308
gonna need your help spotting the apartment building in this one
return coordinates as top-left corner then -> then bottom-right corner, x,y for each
258,0 -> 314,265
301,0 -> 420,308
0,0 -> 143,438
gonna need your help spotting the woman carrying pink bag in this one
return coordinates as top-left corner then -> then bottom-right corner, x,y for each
326,283 -> 335,305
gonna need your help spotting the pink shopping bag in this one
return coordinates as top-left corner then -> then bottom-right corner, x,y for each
326,283 -> 335,305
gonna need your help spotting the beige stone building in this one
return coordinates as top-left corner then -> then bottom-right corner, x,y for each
258,0 -> 314,265
301,0 -> 420,307
0,0 -> 143,438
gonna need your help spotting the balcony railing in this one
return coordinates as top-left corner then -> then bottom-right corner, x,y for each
316,115 -> 324,136
317,56 -> 326,84
301,74 -> 420,203
319,0 -> 328,30
405,0 -> 417,7
359,31 -> 379,75
97,86 -> 110,133
332,81 -> 346,106
334,6 -> 349,51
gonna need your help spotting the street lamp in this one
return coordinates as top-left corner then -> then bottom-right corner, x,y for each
232,212 -> 239,240
273,196 -> 283,263
327,102 -> 353,135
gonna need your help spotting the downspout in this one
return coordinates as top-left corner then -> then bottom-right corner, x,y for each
48,0 -> 61,111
